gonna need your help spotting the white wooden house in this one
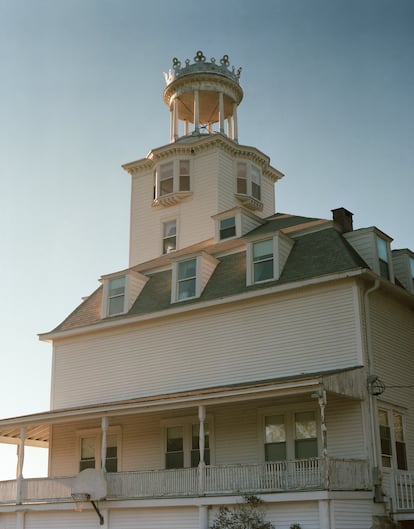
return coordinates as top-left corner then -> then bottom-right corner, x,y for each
0,51 -> 413,529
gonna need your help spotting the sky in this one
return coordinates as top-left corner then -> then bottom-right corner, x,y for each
0,0 -> 413,479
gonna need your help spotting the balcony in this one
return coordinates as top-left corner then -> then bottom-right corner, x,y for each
0,458 -> 371,506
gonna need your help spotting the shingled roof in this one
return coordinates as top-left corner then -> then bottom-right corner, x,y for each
46,213 -> 368,336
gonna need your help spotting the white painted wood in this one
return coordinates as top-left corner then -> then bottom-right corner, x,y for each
109,506 -> 198,528
331,498 -> 373,529
51,283 -> 361,409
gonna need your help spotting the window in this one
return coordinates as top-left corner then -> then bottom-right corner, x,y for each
236,161 -> 261,201
177,258 -> 197,300
219,217 -> 236,240
79,430 -> 119,472
163,220 -> 177,254
253,239 -> 274,283
80,436 -> 96,471
294,411 -> 318,459
263,409 -> 318,462
265,415 -> 286,461
165,422 -> 210,469
376,236 -> 389,279
379,409 -> 407,470
410,257 -> 414,290
107,276 -> 125,316
154,159 -> 191,202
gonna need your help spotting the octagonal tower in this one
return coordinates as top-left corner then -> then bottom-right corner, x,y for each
163,51 -> 243,143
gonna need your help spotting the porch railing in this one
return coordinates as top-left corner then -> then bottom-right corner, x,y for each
394,470 -> 414,511
0,458 -> 371,506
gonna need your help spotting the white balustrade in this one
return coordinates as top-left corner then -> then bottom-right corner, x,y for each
394,470 -> 414,511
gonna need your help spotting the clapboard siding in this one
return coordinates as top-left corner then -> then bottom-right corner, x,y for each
332,499 -> 373,529
110,506 -> 198,529
370,291 -> 414,469
25,510 -> 97,529
217,150 -> 237,212
0,514 -> 16,529
51,283 -> 362,409
265,501 -> 320,529
326,400 -> 366,458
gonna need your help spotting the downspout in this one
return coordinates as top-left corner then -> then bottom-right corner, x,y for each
364,280 -> 381,493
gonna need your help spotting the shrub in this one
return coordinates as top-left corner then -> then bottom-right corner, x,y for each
210,495 -> 275,529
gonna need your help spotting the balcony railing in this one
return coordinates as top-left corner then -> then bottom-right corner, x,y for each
0,458 -> 371,506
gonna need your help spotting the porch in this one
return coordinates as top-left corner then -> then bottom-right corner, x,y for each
0,457 -> 370,505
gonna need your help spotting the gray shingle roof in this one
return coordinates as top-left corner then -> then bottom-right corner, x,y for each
49,219 -> 368,335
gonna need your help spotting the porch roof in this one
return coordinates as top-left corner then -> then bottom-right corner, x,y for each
0,366 -> 365,447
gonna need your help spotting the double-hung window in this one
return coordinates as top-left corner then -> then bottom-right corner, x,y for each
155,159 -> 191,202
263,409 -> 318,462
219,216 -> 236,240
253,239 -> 274,283
177,258 -> 197,300
378,409 -> 407,470
107,276 -> 126,316
376,236 -> 390,279
79,430 -> 119,472
165,422 -> 210,469
236,161 -> 261,202
163,220 -> 177,254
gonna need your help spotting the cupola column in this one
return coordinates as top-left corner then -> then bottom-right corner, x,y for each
173,99 -> 179,141
218,92 -> 225,134
233,103 -> 239,142
194,89 -> 200,133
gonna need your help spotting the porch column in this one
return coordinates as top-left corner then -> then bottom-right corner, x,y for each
199,505 -> 208,529
318,390 -> 329,488
318,499 -> 332,529
16,511 -> 25,529
198,405 -> 206,494
101,416 -> 108,472
194,90 -> 200,133
218,92 -> 225,134
16,427 -> 26,504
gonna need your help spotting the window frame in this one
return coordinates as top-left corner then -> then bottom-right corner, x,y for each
235,161 -> 262,202
77,427 -> 122,473
154,158 -> 192,202
376,236 -> 390,280
161,416 -> 214,469
172,256 -> 200,302
259,406 -> 319,462
378,407 -> 407,471
105,275 -> 126,317
162,218 -> 177,254
247,237 -> 276,285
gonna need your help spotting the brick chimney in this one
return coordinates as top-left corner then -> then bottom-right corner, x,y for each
331,207 -> 354,232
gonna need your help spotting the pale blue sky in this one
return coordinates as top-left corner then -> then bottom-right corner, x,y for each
0,0 -> 413,477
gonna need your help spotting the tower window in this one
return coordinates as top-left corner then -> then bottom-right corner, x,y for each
155,160 -> 191,202
163,220 -> 177,254
236,161 -> 261,201
219,217 -> 236,240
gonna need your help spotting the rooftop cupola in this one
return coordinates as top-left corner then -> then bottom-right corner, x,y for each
163,51 -> 243,143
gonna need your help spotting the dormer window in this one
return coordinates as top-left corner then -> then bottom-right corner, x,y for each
107,276 -> 126,316
252,239 -> 274,282
376,236 -> 390,279
171,252 -> 219,303
246,232 -> 294,286
235,161 -> 263,211
177,258 -> 197,300
154,159 -> 192,206
102,270 -> 149,318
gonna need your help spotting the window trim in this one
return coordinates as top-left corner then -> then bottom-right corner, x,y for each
103,275 -> 127,317
247,236 -> 276,285
153,158 -> 192,206
161,415 -> 214,469
378,407 -> 407,471
77,426 -> 122,473
162,218 -> 178,254
258,405 -> 319,462
172,256 -> 200,303
235,160 -> 263,210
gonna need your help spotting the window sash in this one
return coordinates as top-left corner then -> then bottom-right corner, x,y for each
253,239 -> 274,282
219,217 -> 236,240
163,220 -> 177,254
108,277 -> 125,316
177,259 -> 197,300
